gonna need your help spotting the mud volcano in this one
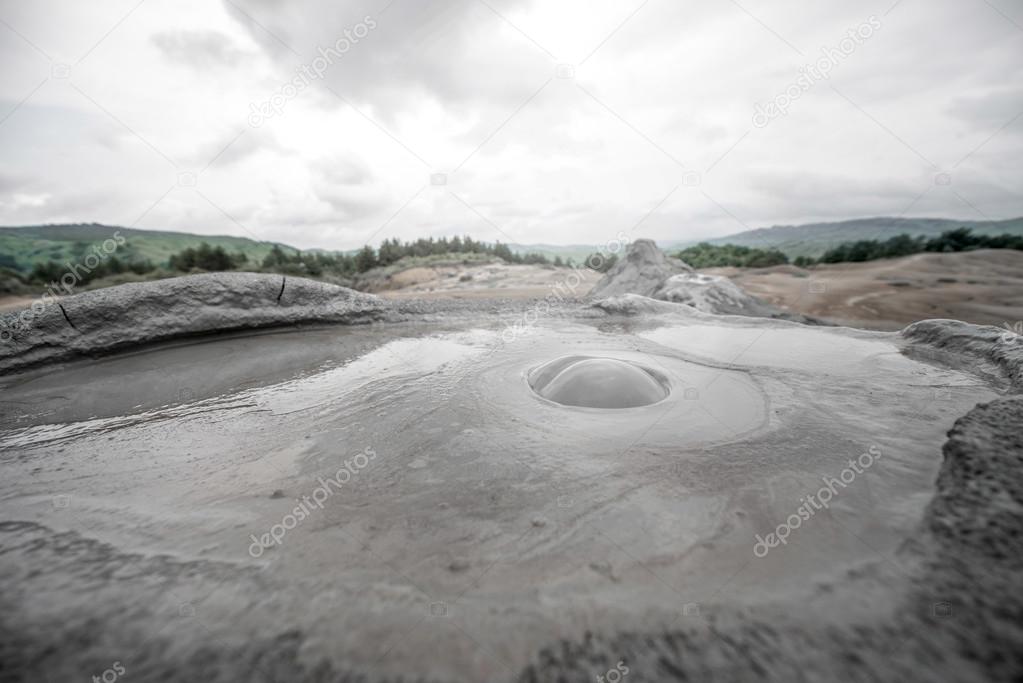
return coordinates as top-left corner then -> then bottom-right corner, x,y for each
528,356 -> 670,408
1,265 -> 1022,683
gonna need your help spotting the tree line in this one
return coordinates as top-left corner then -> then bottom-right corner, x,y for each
794,227 -> 1023,266
674,243 -> 790,269
673,227 -> 1022,269
21,226 -> 1014,289
259,236 -> 559,277
17,236 -> 565,286
28,255 -> 157,286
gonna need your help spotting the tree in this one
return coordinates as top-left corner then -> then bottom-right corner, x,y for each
492,242 -> 515,262
354,245 -> 378,272
377,238 -> 401,266
675,243 -> 788,269
262,245 -> 289,269
168,243 -> 238,272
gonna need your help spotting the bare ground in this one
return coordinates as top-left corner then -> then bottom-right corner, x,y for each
0,295 -> 35,312
708,249 -> 1023,330
371,262 -> 601,300
3,250 -> 1018,329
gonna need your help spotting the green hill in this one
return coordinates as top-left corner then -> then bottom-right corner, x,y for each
690,217 -> 1023,258
0,223 -> 298,273
4,217 -> 1022,276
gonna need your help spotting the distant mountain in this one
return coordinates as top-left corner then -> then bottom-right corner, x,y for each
507,243 -> 608,263
688,217 -> 1023,258
5,217 -> 1021,274
0,223 -> 298,273
511,217 -> 1023,261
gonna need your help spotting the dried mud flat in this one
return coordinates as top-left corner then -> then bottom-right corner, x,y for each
369,261 -> 602,300
713,249 -> 1023,331
0,274 -> 1021,682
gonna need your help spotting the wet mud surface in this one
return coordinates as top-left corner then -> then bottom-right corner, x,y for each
0,305 -> 1014,682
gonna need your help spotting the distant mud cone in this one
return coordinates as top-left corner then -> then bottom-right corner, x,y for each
589,238 -> 821,323
588,239 -> 693,298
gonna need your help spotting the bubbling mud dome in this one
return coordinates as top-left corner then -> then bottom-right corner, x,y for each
528,355 -> 670,408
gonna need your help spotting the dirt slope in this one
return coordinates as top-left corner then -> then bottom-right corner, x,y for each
711,249 -> 1023,330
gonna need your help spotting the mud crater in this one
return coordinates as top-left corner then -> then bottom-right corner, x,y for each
527,355 -> 671,409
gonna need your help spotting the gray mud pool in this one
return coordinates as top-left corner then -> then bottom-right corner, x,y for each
0,313 -> 1001,682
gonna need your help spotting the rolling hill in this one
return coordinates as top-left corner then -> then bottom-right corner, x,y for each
3,217 -> 1022,275
0,224 -> 297,273
689,217 -> 1023,258
507,218 -> 1023,260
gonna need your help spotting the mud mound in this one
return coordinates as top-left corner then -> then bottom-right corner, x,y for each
589,239 -> 693,298
0,272 -> 383,373
591,293 -> 696,316
589,240 -> 814,322
653,271 -> 783,316
902,318 -> 1023,389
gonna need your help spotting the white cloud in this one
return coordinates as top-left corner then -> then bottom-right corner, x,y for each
0,0 -> 1020,249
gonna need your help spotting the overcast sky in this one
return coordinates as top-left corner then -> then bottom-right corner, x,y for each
1,0 -> 1021,249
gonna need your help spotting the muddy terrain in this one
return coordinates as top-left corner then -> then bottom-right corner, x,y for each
713,249 -> 1023,331
366,261 -> 602,300
0,243 -> 1021,682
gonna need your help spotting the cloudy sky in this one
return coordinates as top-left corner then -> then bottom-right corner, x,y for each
1,0 -> 1021,250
